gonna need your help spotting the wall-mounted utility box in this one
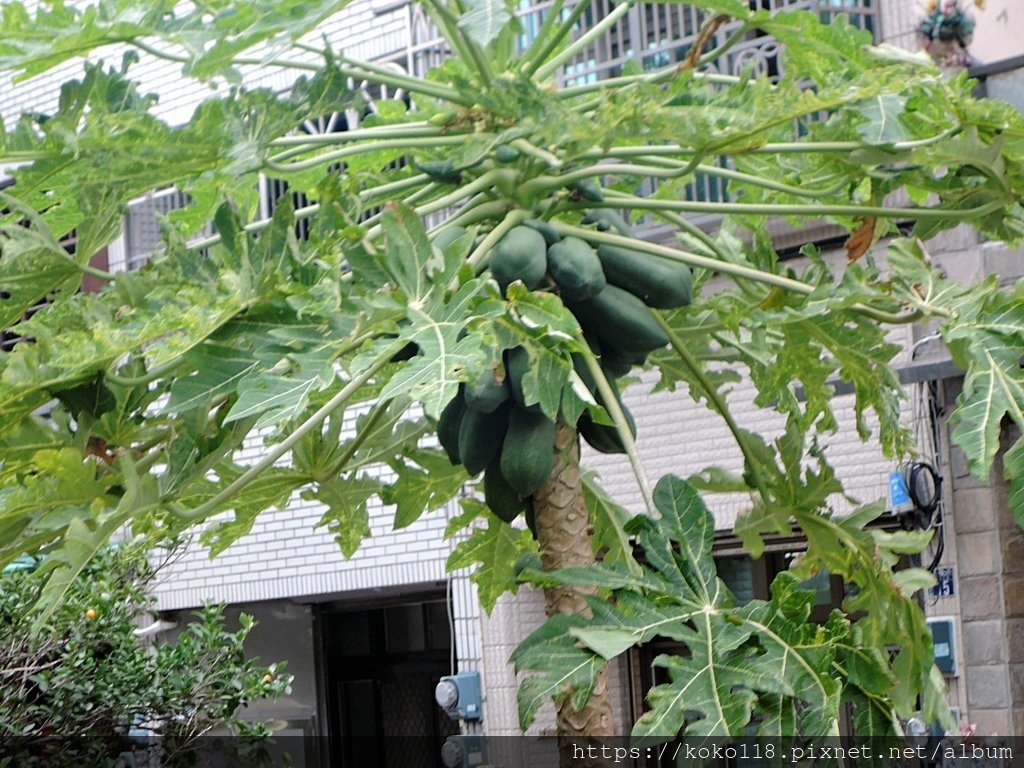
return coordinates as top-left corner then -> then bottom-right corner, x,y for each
889,469 -> 914,515
927,617 -> 957,675
440,735 -> 486,768
435,672 -> 483,722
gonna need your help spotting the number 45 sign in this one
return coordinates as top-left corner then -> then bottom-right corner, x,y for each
929,566 -> 956,599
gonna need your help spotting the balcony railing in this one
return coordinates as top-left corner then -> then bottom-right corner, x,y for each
409,0 -> 877,81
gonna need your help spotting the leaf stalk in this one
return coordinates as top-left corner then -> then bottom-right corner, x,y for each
654,313 -> 770,502
519,0 -> 593,78
551,221 -> 814,294
533,0 -> 633,83
423,0 -> 495,86
265,135 -> 467,173
579,349 -> 656,517
465,208 -> 530,273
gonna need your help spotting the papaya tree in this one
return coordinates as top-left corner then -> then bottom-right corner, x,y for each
1,0 -> 1023,755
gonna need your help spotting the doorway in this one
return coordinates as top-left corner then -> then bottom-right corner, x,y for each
317,595 -> 459,768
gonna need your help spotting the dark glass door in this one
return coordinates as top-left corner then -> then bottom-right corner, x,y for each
318,597 -> 459,768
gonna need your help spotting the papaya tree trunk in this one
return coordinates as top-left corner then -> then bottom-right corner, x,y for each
532,422 -> 614,765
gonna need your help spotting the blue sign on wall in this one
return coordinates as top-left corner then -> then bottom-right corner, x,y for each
929,566 -> 956,599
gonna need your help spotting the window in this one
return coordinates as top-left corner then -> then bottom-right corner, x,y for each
123,188 -> 202,271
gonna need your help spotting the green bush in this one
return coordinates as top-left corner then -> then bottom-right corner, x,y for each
0,546 -> 291,766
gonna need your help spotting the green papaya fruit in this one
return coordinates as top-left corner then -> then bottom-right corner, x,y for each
490,226 -> 548,291
577,409 -> 636,454
567,284 -> 670,354
458,401 -> 511,476
595,244 -> 693,309
523,218 -> 560,246
546,236 -> 606,301
504,346 -> 541,414
568,178 -> 604,202
437,389 -> 467,465
500,407 -> 556,497
494,144 -> 521,163
464,363 -> 510,413
431,225 -> 472,259
483,458 -> 528,523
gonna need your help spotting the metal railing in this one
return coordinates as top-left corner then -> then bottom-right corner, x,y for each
503,0 -> 877,85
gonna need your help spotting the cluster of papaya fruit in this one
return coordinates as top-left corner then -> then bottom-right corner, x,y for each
491,210 -> 691,342
431,208 -> 692,524
435,341 -> 644,526
435,348 -> 549,525
488,208 -> 693,427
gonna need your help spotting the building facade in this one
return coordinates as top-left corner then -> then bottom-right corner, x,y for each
2,0 -> 1024,763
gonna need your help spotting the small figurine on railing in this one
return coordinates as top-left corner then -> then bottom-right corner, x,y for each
918,0 -> 980,68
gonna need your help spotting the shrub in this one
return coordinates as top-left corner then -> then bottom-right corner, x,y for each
0,546 -> 291,767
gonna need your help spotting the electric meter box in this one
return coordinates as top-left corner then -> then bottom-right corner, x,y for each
440,735 -> 486,768
927,617 -> 956,675
889,469 -> 914,515
435,672 -> 483,722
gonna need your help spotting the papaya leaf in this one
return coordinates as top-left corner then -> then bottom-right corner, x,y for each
446,498 -> 537,613
886,237 -> 1024,499
511,613 -> 608,731
163,343 -> 258,414
351,414 -> 429,469
1008,437 -> 1024,526
225,348 -> 336,428
581,469 -> 640,573
457,0 -> 512,46
183,466 -> 309,554
0,0 -> 356,83
944,293 -> 1024,489
306,473 -> 382,558
494,287 -> 579,420
516,476 -> 846,740
0,417 -> 63,484
374,280 -> 493,419
384,448 -> 467,530
30,513 -> 131,633
0,192 -> 83,329
0,448 -> 115,561
380,202 -> 438,303
854,94 -> 907,146
30,452 -> 164,627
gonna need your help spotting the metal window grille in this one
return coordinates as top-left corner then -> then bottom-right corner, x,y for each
262,86 -> 414,234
